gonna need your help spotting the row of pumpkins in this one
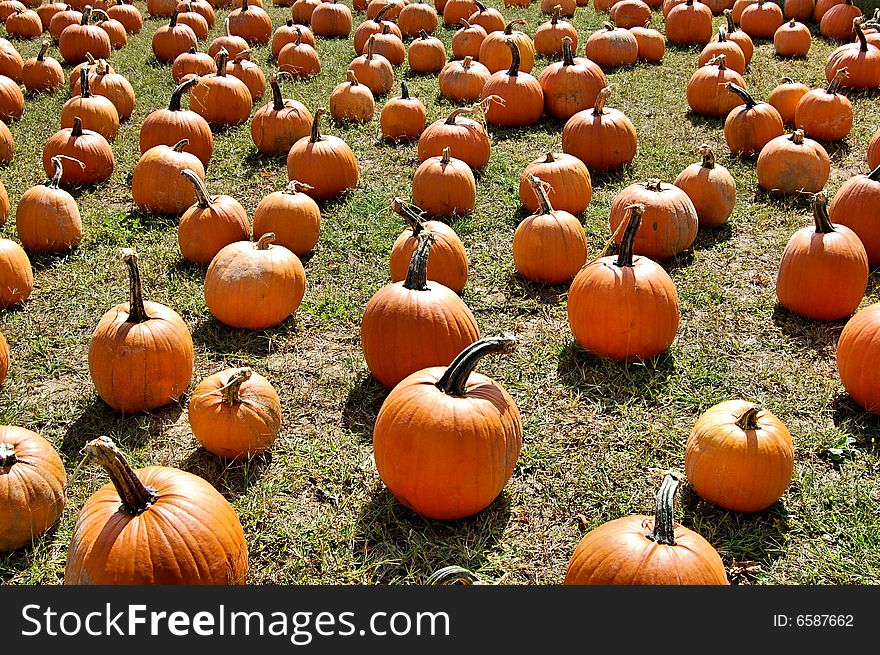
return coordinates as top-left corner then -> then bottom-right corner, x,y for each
0,0 -> 878,586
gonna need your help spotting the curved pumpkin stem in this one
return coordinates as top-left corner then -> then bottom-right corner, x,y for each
172,138 -> 189,153
233,49 -> 252,63
80,4 -> 92,25
168,8 -> 179,27
283,180 -> 314,195
474,0 -> 487,12
418,29 -> 430,41
726,82 -> 757,108
435,334 -> 517,397
71,115 -> 84,137
593,86 -> 612,116
181,168 -> 211,209
698,144 -> 716,169
216,47 -> 229,77
615,204 -> 645,268
426,566 -> 483,585
735,406 -> 762,430
221,367 -> 252,405
528,174 -> 554,216
826,67 -> 847,94
269,73 -> 285,110
48,155 -> 84,188
402,230 -> 434,291
256,232 -> 276,250
0,442 -> 16,467
781,76 -> 795,84
458,18 -> 471,30
561,36 -> 575,66
708,53 -> 727,70
310,108 -> 326,143
37,40 -> 49,62
724,8 -> 736,33
811,192 -> 835,234
80,436 -> 158,515
374,3 -> 393,24
122,248 -> 150,324
717,24 -> 727,42
391,196 -> 428,237
855,18 -> 868,52
347,69 -> 359,86
169,77 -> 198,111
365,34 -> 376,60
645,471 -> 683,547
503,18 -> 526,35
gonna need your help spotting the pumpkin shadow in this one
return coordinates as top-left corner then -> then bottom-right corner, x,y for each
692,222 -> 734,251
771,304 -> 846,351
60,396 -> 184,458
556,342 -> 676,404
190,316 -> 302,356
243,149 -> 286,169
341,372 -> 389,444
678,485 -> 792,584
587,164 -> 637,191
661,248 -> 695,273
829,392 -> 880,454
823,138 -> 852,164
352,486 -> 512,584
179,447 -> 272,501
505,273 -> 568,305
0,521 -> 66,583
25,250 -> 81,273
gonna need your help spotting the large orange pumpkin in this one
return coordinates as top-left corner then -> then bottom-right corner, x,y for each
824,20 -> 880,90
286,109 -> 359,200
723,82 -> 784,157
672,145 -> 736,228
0,238 -> 33,307
756,129 -> 830,195
131,139 -> 204,215
64,436 -> 248,584
250,73 -> 313,156
41,116 -> 115,186
88,249 -> 194,413
481,39 -> 544,127
418,103 -> 492,169
178,169 -> 250,265
829,164 -> 880,265
537,35 -> 607,121
373,334 -> 521,520
252,181 -> 321,257
16,155 -> 83,253
139,77 -> 212,167
794,68 -> 853,143
518,151 -> 592,215
666,0 -> 713,45
561,86 -> 637,172
412,146 -> 476,217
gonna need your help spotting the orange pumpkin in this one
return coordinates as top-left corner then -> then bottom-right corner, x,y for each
71,58 -> 135,121
227,0 -> 272,45
152,10 -> 198,62
0,73 -> 24,122
0,118 -> 11,164
140,77 -> 212,166
723,7 -> 754,65
172,46 -> 216,82
189,48 -> 253,127
272,20 -> 315,58
418,103 -> 492,169
408,30 -> 446,73
61,66 -> 119,141
666,0 -> 713,45
252,180 -> 321,257
672,145 -> 736,228
829,164 -> 880,265
277,28 -> 320,78
534,5 -> 577,56
837,301 -> 880,413
380,81 -> 426,140
132,139 -> 204,215
699,24 -> 746,74
208,17 -> 249,59
869,128 -> 880,169
767,76 -> 809,126
107,0 -> 143,33
451,18 -> 486,59
756,129 -> 830,195
794,68 -> 853,143
0,238 -> 33,307
740,0 -> 784,38
561,86 -> 638,172
398,0 -> 438,38
286,109 -> 359,200
723,83 -> 784,157
41,116 -> 115,186
348,34 -> 394,95
412,146 -> 476,217
538,36 -> 606,121
438,56 -> 490,103
824,20 -> 880,90
774,18 -> 811,56
178,168 -> 250,265
353,4 -> 400,55
518,151 -> 592,215
16,155 -> 83,252
251,73 -> 313,156
481,39 -> 544,127
478,18 -> 535,73
585,21 -> 638,68
686,53 -> 746,118
819,0 -> 861,41
58,6 -> 111,63
225,48 -> 266,102
630,20 -> 667,63
21,40 -> 64,93
330,69 -> 375,123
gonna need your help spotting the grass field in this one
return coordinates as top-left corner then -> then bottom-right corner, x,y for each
1,0 -> 879,585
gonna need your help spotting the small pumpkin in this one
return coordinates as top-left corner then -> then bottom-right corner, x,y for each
784,0 -> 813,20
330,69 -> 375,123
252,180 -> 321,257
189,48 -> 253,127
398,0 -> 438,38
41,116 -> 114,185
227,0 -> 272,45
353,4 -> 400,55
723,7 -> 754,65
767,76 -> 809,126
686,54 -> 747,118
672,144 -> 737,228
794,68 -> 853,143
140,77 -> 212,166
107,0 -> 142,33
611,0 -> 651,27
756,129 -> 830,195
443,0 -> 478,27
152,9 -> 198,63
225,48 -> 266,102
538,36 -> 606,121
6,7 -> 42,38
175,1 -> 208,40
478,18 -> 535,74
16,155 -> 83,252
277,28 -> 320,78
348,34 -> 394,96
666,0 -> 713,46
177,0 -> 212,26
61,66 -> 119,140
774,17 -> 810,56
418,102 -> 492,169
561,86 -> 638,172
371,22 -> 406,66
412,146 -> 476,217
585,21 -> 638,68
172,46 -> 216,82
451,18 -> 486,59
132,139 -> 203,215
71,58 -> 134,120
408,29 -> 446,73
723,82 -> 784,157
0,237 -> 33,307
699,24 -> 745,74
92,8 -> 126,48
250,72 -> 312,156
438,56 -> 489,103
829,164 -> 880,265
481,39 -> 544,128
207,17 -> 249,59
272,20 -> 314,58
21,40 -> 64,92
630,20 -> 666,62
286,109 -> 359,199
47,5 -> 81,41
518,150 -> 592,215
178,168 -> 250,265
381,81 -> 426,141
534,6 -> 578,56
739,0 -> 784,38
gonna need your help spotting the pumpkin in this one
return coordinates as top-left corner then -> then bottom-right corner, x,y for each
0,118 -> 11,163
152,10 -> 197,63
794,68 -> 853,143
348,34 -> 394,95
686,401 -> 794,512
824,20 -> 880,89
814,0 -> 843,21
0,426 -> 66,553
784,0 -> 813,20
88,250 -> 193,413
371,22 -> 406,66
538,36 -> 606,120
776,191 -> 867,321
353,4 -> 400,55
565,473 -> 727,584
6,7 -> 42,37
290,0 -> 320,23
610,0 -> 651,27
479,19 -> 534,73
585,21 -> 638,68
330,69 -> 375,123
468,0 -> 505,32
70,58 -> 134,120
36,1 -> 68,30
820,0 -> 861,41
389,197 -> 468,292
439,55 -> 490,103
561,86 -> 638,172
286,109 -> 359,200
686,54 -> 746,118
837,301 -> 880,413
67,52 -> 105,91
176,0 -> 212,26
481,39 -> 544,127
65,436 -> 247,584
699,24 -> 745,74
398,0 -> 438,38
381,81 -> 426,140
61,66 -> 119,140
740,0 -> 784,38
412,146 -> 476,217
277,29 -> 321,78
205,232 -> 307,330
0,73 -> 24,122
361,232 -> 480,388
106,0 -> 142,33
190,48 -> 253,127
666,0 -> 713,45
0,237 -> 33,307
723,83 -> 784,157
513,174 -> 587,285
92,8 -> 126,48
208,17 -> 249,59
829,164 -> 880,265
21,40 -> 64,92
132,139 -> 204,215
443,0 -> 478,26
368,0 -> 405,19
373,334 -> 520,519
408,30 -> 446,73
311,0 -> 352,38
870,128 -> 880,169
228,0 -> 272,45
630,21 -> 666,62
567,203 -> 678,360
178,168 -> 250,265
140,77 -> 212,166
419,103 -> 492,169
768,76 -> 809,126
172,46 -> 216,82
225,48 -> 265,101
252,180 -> 321,257
452,18 -> 486,59
0,330 -> 7,384
189,367 -> 281,460
16,155 -> 83,252
772,18 -> 809,58
672,145 -> 736,227
47,6 -> 81,41
146,0 -> 177,16
519,151 -> 591,215
0,40 -> 23,82
251,73 -> 312,156
41,116 -> 114,185
756,129 -> 830,195
723,7 -> 754,64
699,0 -> 733,13
174,2 -> 208,41
58,5 -> 111,63
272,20 -> 314,58
534,6 -> 577,56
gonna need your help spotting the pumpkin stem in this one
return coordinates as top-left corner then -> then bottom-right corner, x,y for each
172,138 -> 189,153
855,18 -> 868,52
400,80 -> 409,99
375,3 -> 393,23
80,436 -> 158,515
811,192 -> 835,234
426,566 -> 482,585
78,66 -> 91,98
698,144 -> 716,169
366,34 -> 376,60
543,152 -> 556,163
224,16 -> 231,37
38,40 -> 49,61
528,174 -> 554,216
221,367 -> 252,405
181,169 -> 211,208
294,26 -> 303,45
270,73 -> 285,110
402,230 -> 434,291
391,197 -> 427,236
826,67 -> 847,94
462,55 -> 473,70
504,18 -> 526,35
723,9 -> 735,34
233,49 -> 252,63
80,4 -> 91,25
419,29 -> 430,40
603,21 -> 614,31
0,443 -> 16,468
92,8 -> 109,21
216,47 -> 229,76
256,232 -> 276,250
734,406 -> 762,430
436,335 -> 517,398
169,77 -> 198,111
48,155 -> 84,188
310,108 -> 325,142
646,472 -> 683,547
551,5 -> 561,24
561,35 -> 575,66
441,145 -> 451,165
169,8 -> 178,27
781,76 -> 795,84
71,115 -> 83,137
458,18 -> 471,29
791,129 -> 805,145
97,58 -> 109,75
122,248 -> 150,324
615,204 -> 645,268
283,180 -> 314,195
86,52 -> 96,65
644,177 -> 662,192
726,82 -> 757,108
867,164 -> 880,182
475,0 -> 487,11
718,24 -> 727,42
592,86 -> 612,116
